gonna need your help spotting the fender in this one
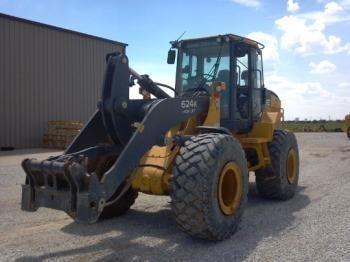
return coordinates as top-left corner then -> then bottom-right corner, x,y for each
196,125 -> 231,135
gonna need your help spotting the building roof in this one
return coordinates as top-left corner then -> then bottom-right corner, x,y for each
0,12 -> 127,47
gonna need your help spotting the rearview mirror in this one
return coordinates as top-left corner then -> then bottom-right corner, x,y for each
167,49 -> 176,64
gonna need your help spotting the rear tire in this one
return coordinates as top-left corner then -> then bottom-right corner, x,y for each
170,133 -> 248,240
255,130 -> 299,200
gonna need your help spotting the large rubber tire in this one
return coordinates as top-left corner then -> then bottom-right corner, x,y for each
170,133 -> 248,241
87,156 -> 138,220
347,127 -> 350,139
255,130 -> 299,200
99,185 -> 138,220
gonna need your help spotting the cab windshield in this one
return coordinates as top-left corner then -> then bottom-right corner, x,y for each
175,40 -> 230,95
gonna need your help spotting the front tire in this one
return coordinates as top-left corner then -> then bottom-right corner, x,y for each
87,156 -> 138,220
99,185 -> 138,219
255,130 -> 299,200
170,133 -> 248,240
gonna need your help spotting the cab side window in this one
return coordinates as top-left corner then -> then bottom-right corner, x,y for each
236,52 -> 249,119
236,53 -> 249,86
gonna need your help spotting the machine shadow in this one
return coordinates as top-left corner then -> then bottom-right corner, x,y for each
16,184 -> 310,261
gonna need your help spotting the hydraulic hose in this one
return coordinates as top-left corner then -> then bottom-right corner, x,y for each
130,68 -> 170,99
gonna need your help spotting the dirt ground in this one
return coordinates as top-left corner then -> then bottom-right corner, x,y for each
0,133 -> 349,261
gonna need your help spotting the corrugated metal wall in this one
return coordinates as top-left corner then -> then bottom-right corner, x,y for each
0,14 -> 126,148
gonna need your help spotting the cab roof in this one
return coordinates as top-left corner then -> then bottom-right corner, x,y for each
173,34 -> 264,50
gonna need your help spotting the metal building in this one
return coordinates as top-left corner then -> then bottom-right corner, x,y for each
0,13 -> 126,149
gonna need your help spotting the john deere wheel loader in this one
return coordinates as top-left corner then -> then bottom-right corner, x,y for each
21,34 -> 299,241
342,114 -> 350,139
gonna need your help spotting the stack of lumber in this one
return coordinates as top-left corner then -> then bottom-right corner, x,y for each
42,120 -> 83,149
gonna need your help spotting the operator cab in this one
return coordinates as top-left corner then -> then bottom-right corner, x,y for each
169,34 -> 265,133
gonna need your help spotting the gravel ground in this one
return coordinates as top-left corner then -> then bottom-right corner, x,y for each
0,133 -> 349,262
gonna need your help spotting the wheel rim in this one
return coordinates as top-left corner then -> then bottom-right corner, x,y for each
218,162 -> 243,215
287,148 -> 297,184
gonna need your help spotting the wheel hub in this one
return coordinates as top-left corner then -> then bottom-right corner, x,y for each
218,162 -> 243,215
287,148 -> 297,184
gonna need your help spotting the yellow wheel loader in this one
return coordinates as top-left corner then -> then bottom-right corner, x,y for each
21,34 -> 299,240
342,114 -> 350,139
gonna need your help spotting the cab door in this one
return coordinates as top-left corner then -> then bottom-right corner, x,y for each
221,44 -> 263,133
250,48 -> 264,120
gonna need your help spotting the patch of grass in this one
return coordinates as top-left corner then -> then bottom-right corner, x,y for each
282,120 -> 343,132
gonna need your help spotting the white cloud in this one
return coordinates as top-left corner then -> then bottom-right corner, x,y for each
275,1 -> 350,56
309,60 -> 336,74
265,73 -> 349,120
231,0 -> 261,8
339,82 -> 350,88
246,32 -> 279,62
287,0 -> 300,13
324,1 -> 343,14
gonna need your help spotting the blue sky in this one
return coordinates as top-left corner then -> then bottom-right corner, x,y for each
1,0 -> 349,120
